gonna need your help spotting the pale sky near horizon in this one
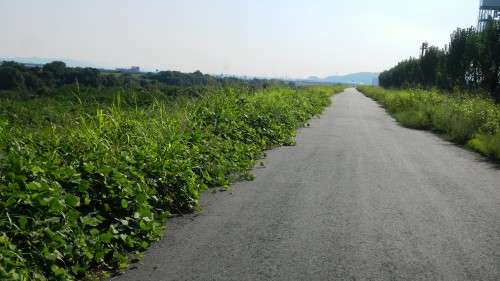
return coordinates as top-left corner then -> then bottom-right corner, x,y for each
0,0 -> 479,78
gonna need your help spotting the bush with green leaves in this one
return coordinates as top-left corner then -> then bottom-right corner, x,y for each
358,86 -> 500,161
0,84 -> 345,280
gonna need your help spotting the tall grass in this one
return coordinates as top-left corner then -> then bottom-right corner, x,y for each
357,86 -> 500,161
0,85 -> 345,280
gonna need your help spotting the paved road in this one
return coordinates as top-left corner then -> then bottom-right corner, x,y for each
115,88 -> 500,280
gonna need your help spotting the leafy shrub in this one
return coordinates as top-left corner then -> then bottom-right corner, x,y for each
358,86 -> 500,161
0,85 -> 345,280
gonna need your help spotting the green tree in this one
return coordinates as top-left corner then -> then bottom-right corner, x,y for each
70,67 -> 101,88
420,46 -> 443,88
480,20 -> 500,101
42,61 -> 67,86
447,28 -> 468,88
0,67 -> 26,90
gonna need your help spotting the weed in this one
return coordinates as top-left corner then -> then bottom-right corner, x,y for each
358,86 -> 500,161
0,84 -> 345,279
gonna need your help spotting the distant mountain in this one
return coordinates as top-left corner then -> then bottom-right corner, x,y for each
0,57 -> 105,69
307,72 -> 379,85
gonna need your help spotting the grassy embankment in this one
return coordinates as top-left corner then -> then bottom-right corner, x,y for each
0,84 -> 345,280
357,86 -> 500,162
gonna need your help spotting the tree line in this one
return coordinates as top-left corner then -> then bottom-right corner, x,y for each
379,20 -> 500,102
0,61 -> 292,97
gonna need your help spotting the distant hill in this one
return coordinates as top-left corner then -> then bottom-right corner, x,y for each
307,72 -> 379,85
0,57 -> 380,85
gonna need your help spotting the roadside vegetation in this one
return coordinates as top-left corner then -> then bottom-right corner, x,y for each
0,83 -> 345,280
378,20 -> 500,103
365,18 -> 500,162
357,86 -> 500,161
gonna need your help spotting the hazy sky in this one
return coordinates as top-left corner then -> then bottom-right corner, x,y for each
0,0 -> 479,78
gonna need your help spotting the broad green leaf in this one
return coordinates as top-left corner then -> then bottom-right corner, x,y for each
44,248 -> 56,261
71,264 -> 83,274
113,252 -> 127,260
65,194 -> 80,207
139,208 -> 151,218
95,250 -> 105,262
66,167 -> 77,177
78,180 -> 90,192
19,216 -> 28,229
84,163 -> 95,173
27,181 -> 41,190
110,225 -> 119,234
51,264 -> 65,276
136,193 -> 147,204
68,210 -> 80,223
49,199 -> 65,213
0,233 -> 10,244
81,216 -> 100,226
31,165 -> 41,175
100,231 -> 113,243
120,234 -> 128,241
121,199 -> 129,209
84,251 -> 94,259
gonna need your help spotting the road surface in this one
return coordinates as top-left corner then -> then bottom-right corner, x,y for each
115,88 -> 500,280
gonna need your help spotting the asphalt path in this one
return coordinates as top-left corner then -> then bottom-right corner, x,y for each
115,88 -> 500,280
